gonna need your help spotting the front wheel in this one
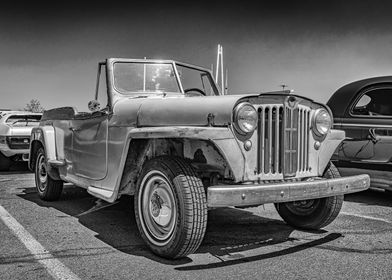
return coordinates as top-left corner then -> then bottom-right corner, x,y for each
134,156 -> 207,259
275,162 -> 344,229
35,147 -> 63,201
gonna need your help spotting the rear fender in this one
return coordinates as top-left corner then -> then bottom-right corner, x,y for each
29,126 -> 59,179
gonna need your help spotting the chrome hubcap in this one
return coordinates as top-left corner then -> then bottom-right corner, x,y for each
286,199 -> 320,215
37,154 -> 47,190
139,171 -> 176,246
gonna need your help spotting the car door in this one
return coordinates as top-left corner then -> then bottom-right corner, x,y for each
70,112 -> 108,179
336,86 -> 392,163
70,62 -> 110,180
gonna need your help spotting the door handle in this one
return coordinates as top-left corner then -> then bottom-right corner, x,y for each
368,128 -> 380,143
69,127 -> 81,132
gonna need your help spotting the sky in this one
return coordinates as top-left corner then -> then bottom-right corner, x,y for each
1,1 -> 392,111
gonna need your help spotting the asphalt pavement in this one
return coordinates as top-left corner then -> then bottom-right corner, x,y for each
1,164 -> 392,280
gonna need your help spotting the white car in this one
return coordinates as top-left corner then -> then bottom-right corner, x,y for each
0,111 -> 42,170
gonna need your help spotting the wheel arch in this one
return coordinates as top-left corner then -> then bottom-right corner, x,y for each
118,134 -> 239,196
29,126 -> 60,180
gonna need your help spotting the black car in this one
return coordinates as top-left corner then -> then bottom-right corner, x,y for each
327,76 -> 392,192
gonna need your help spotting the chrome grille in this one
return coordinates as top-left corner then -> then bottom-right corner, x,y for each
257,104 -> 311,177
6,136 -> 30,150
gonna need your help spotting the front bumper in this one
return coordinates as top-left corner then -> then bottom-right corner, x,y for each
207,174 -> 370,207
0,144 -> 30,161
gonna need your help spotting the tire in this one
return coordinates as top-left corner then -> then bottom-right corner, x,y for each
0,151 -> 13,171
275,162 -> 344,230
35,147 -> 63,201
134,156 -> 207,259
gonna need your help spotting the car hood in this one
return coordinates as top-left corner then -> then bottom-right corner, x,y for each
111,93 -> 320,127
112,95 -> 251,127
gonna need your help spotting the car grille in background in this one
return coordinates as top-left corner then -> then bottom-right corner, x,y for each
6,136 -> 30,149
257,104 -> 311,177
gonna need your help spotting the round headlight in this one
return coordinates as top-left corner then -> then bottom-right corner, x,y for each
313,108 -> 332,136
233,103 -> 258,134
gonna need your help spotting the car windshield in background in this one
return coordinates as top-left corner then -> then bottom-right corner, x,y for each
114,62 -> 180,95
6,115 -> 41,126
176,64 -> 218,96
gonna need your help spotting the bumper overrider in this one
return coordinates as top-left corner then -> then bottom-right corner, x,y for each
207,174 -> 370,207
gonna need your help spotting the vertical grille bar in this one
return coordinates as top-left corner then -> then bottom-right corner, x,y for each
260,108 -> 265,173
297,108 -> 302,171
268,107 -> 273,173
301,108 -> 305,171
263,107 -> 269,174
274,106 -> 279,173
305,110 -> 309,170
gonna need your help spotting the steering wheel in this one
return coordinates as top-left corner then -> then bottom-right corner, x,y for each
184,88 -> 206,96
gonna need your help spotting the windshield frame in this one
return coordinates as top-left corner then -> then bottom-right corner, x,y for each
5,114 -> 42,126
112,61 -> 182,96
109,58 -> 220,97
173,61 -> 220,96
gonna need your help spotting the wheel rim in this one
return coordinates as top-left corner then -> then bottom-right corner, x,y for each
138,171 -> 177,246
285,199 -> 320,216
36,153 -> 48,192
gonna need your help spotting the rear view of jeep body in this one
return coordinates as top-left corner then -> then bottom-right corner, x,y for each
29,58 -> 369,259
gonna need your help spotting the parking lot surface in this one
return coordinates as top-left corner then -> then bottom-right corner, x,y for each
1,165 -> 392,280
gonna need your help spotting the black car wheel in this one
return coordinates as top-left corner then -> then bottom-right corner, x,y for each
275,162 -> 344,229
134,156 -> 207,259
35,147 -> 63,201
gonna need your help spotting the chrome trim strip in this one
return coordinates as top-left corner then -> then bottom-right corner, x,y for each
336,123 -> 392,128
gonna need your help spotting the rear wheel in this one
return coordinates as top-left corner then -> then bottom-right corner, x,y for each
0,151 -> 13,171
35,147 -> 63,201
134,156 -> 207,259
275,162 -> 344,229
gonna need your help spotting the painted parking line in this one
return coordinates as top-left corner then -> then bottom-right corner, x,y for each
0,204 -> 81,280
340,211 -> 391,224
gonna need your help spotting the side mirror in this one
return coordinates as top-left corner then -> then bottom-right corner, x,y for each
88,100 -> 101,112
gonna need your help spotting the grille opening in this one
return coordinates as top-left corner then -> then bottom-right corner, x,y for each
257,104 -> 310,177
6,136 -> 30,150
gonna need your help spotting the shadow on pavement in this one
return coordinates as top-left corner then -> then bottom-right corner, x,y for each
344,189 -> 392,208
0,161 -> 30,174
18,185 -> 338,268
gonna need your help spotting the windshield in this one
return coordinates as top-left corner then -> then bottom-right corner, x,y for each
6,115 -> 41,126
113,61 -> 219,96
176,64 -> 219,96
114,62 -> 180,94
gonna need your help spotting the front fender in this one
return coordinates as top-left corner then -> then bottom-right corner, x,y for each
128,126 -> 246,181
318,129 -> 346,175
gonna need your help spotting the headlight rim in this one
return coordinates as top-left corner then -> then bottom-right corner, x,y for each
233,102 -> 258,135
312,108 -> 332,138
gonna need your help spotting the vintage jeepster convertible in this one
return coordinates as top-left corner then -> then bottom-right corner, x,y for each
29,58 -> 369,259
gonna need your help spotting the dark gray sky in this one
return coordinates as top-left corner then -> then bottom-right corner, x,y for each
2,1 -> 392,110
